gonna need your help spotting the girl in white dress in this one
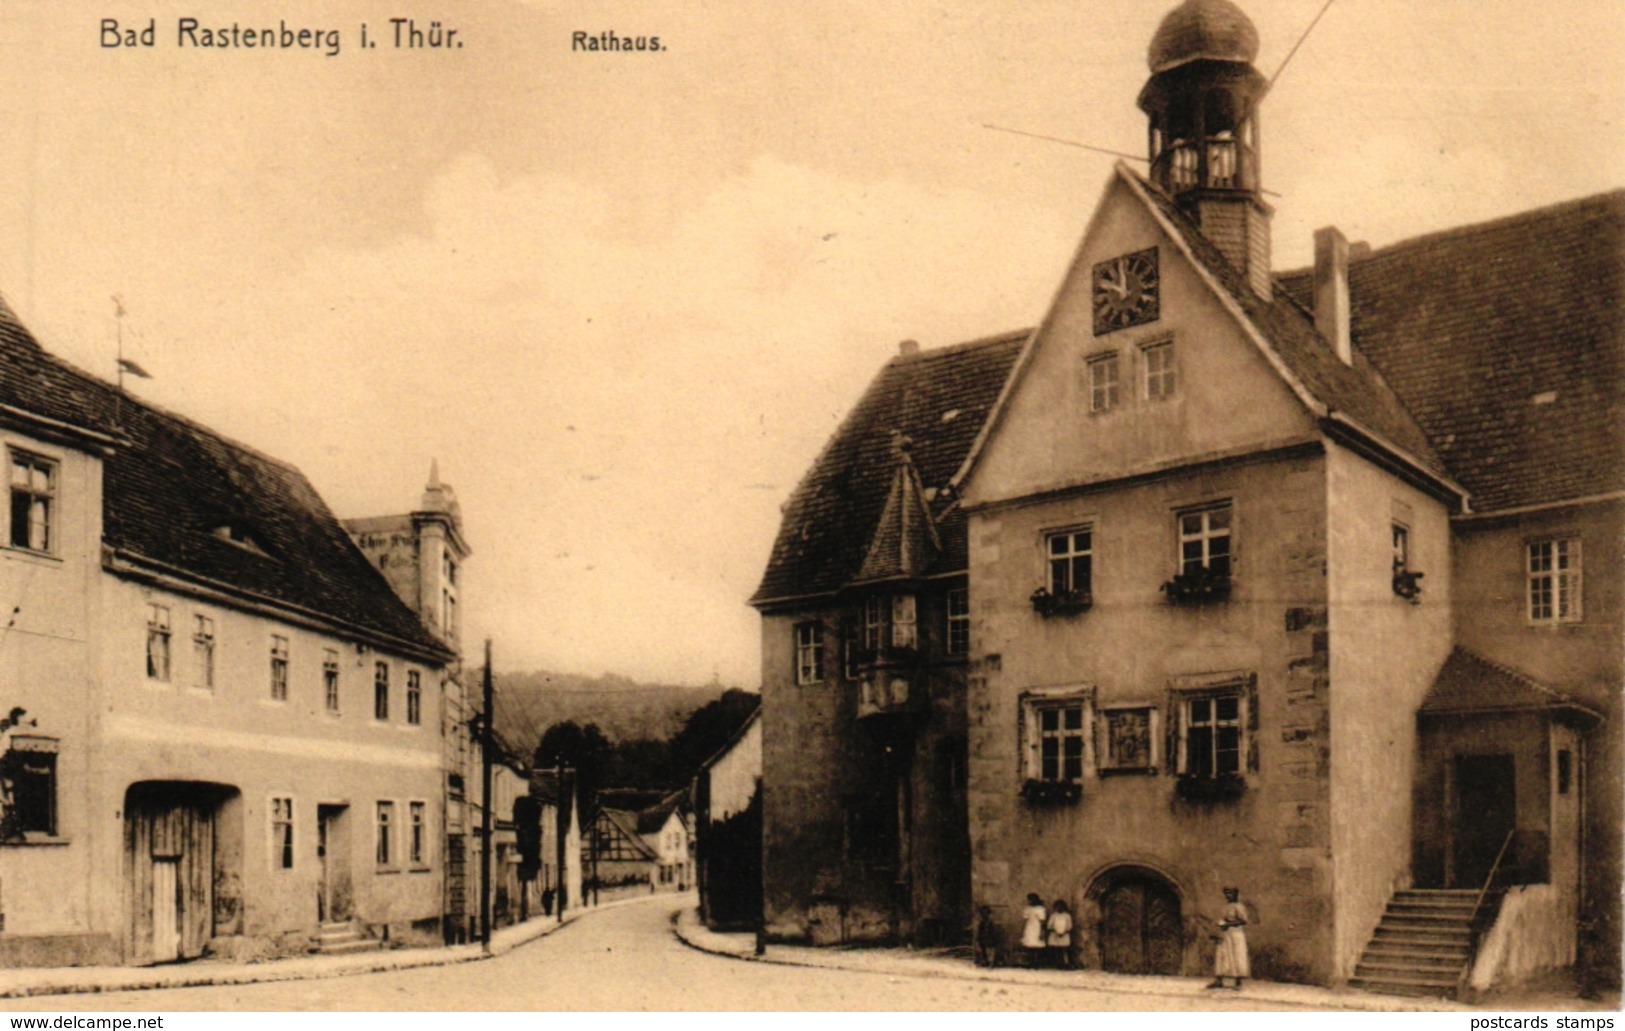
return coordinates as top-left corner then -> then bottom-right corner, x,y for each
1020,892 -> 1047,967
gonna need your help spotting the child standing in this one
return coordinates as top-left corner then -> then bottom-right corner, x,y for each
1020,892 -> 1047,967
1046,899 -> 1074,969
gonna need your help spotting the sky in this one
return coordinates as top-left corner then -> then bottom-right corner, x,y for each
0,1 -> 1619,687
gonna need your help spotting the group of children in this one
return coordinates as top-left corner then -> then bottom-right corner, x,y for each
972,886 -> 1250,990
973,894 -> 1073,968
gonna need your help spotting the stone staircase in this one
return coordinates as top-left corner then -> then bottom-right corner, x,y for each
1349,889 -> 1491,999
311,920 -> 381,955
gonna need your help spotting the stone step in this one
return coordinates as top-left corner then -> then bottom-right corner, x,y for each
315,936 -> 383,955
1362,945 -> 1470,968
1376,916 -> 1474,934
1389,898 -> 1478,914
1357,957 -> 1465,979
1349,976 -> 1458,999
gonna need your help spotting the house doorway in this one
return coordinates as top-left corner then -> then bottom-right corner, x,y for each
1453,754 -> 1516,888
124,782 -> 238,965
1092,867 -> 1184,975
317,805 -> 353,923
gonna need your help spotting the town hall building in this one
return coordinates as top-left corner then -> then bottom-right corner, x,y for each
754,0 -> 1620,996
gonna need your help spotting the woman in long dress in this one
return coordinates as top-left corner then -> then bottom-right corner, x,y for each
1020,892 -> 1047,967
1209,886 -> 1250,990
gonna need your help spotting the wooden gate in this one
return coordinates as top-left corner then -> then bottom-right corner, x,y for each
1098,872 -> 1184,975
125,784 -> 223,965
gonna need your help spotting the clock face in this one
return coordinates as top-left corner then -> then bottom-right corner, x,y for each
1092,247 -> 1160,335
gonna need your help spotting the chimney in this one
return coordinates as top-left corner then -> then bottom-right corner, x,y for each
898,339 -> 920,357
1313,226 -> 1352,365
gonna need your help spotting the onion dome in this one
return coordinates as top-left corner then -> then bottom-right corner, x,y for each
1147,0 -> 1260,74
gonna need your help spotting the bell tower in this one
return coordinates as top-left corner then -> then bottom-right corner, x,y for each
1138,0 -> 1273,298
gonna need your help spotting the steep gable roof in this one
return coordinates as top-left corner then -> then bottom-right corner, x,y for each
1277,192 -> 1625,513
596,808 -> 658,859
1120,168 -> 1451,482
751,331 -> 1027,606
0,298 -> 450,660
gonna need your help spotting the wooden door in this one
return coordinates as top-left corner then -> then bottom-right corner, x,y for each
1100,876 -> 1183,975
127,787 -> 216,964
1454,754 -> 1516,888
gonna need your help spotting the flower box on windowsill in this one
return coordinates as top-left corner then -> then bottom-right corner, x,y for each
1030,588 -> 1093,616
1392,567 -> 1425,603
1175,773 -> 1246,801
1160,569 -> 1232,606
1020,778 -> 1082,805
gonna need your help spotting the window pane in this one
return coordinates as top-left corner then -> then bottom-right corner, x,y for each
1063,706 -> 1082,730
1217,727 -> 1241,774
1190,698 -> 1210,724
1181,513 -> 1202,536
1216,696 -> 1239,722
1050,535 -> 1069,556
1189,727 -> 1213,777
1040,709 -> 1058,732
1208,507 -> 1231,531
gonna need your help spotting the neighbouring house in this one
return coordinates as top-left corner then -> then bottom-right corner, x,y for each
694,706 -> 762,931
584,807 -> 657,893
750,330 -> 1026,947
0,298 -> 457,966
752,0 -> 1621,996
637,795 -> 694,892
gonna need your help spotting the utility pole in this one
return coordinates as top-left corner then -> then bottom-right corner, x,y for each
479,638 -> 494,952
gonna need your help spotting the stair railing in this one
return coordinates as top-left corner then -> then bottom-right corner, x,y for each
1459,829 -> 1517,997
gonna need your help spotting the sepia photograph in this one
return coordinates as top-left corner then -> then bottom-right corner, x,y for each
0,0 -> 1619,1018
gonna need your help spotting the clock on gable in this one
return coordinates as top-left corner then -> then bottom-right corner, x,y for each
1092,247 -> 1160,336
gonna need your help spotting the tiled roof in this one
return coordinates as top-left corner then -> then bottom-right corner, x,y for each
1124,168 -> 1450,480
1420,648 -> 1600,720
1277,192 -> 1625,512
0,299 -> 449,658
750,331 -> 1028,606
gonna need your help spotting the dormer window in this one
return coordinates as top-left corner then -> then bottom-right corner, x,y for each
211,523 -> 270,557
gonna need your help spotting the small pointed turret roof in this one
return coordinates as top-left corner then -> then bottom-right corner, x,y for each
851,435 -> 942,587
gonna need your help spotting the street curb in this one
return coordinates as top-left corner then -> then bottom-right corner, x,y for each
0,894 -> 661,1001
669,905 -> 1469,1013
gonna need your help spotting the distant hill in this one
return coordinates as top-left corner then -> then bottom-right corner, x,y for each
487,669 -> 749,757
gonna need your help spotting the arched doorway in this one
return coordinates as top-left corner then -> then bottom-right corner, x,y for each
1090,866 -> 1184,975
